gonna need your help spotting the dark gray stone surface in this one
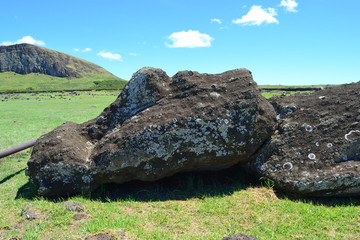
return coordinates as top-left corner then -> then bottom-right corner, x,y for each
26,67 -> 276,196
249,82 -> 360,196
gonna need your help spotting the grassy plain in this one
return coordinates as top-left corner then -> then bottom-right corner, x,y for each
0,72 -> 127,92
258,84 -> 330,89
1,91 -> 360,239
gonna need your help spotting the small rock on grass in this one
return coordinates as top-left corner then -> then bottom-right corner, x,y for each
61,201 -> 84,212
222,233 -> 259,240
83,231 -> 128,240
21,205 -> 45,221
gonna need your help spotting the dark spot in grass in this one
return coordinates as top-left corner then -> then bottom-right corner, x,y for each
83,231 -> 126,240
73,213 -> 88,221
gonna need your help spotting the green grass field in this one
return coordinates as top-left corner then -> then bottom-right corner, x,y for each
258,84 -> 330,89
261,90 -> 313,99
0,72 -> 127,92
1,91 -> 360,239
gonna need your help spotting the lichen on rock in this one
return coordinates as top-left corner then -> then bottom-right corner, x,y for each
249,82 -> 360,197
26,67 -> 276,196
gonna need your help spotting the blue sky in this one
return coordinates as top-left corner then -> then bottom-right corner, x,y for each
1,0 -> 359,85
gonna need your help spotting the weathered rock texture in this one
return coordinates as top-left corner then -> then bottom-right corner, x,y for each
0,43 -> 117,78
26,67 -> 276,196
250,82 -> 360,196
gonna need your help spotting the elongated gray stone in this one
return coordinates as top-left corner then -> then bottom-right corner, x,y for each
26,67 -> 276,196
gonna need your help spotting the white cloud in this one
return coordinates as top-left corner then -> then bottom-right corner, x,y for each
281,0 -> 298,12
1,36 -> 45,46
74,47 -> 92,52
211,18 -> 222,24
129,53 -> 138,56
167,30 -> 214,48
97,50 -> 122,61
232,6 -> 279,26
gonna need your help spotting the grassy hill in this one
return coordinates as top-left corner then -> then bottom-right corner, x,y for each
0,44 -> 127,92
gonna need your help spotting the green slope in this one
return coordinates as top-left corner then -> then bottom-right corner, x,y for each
0,44 -> 128,92
0,72 -> 127,92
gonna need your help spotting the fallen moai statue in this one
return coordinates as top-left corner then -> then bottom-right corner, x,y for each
26,67 -> 276,196
26,67 -> 360,197
249,82 -> 360,196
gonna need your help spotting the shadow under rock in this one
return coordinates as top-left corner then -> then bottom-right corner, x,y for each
86,164 -> 259,202
15,181 -> 39,200
15,164 -> 360,206
15,164 -> 259,202
273,188 -> 360,207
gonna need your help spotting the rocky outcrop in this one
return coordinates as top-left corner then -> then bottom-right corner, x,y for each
26,67 -> 277,196
0,43 -> 116,78
249,82 -> 360,196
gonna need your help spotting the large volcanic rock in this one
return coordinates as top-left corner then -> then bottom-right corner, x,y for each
26,67 -> 276,196
249,83 -> 360,196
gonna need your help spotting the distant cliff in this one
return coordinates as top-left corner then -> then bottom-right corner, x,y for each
0,44 -> 117,79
